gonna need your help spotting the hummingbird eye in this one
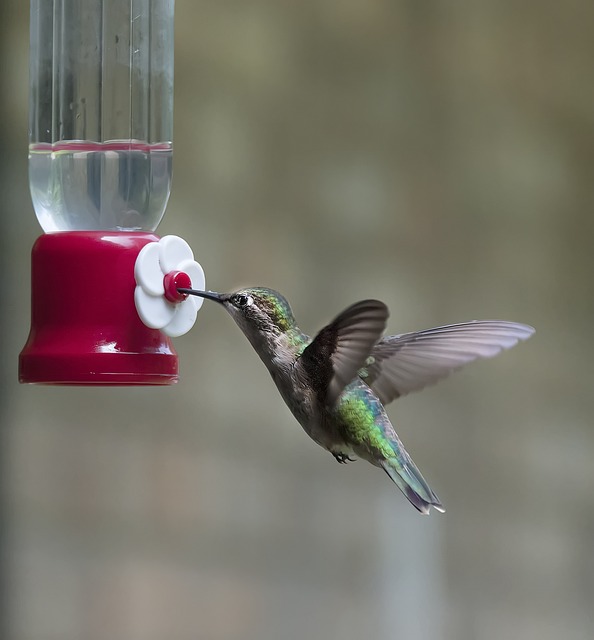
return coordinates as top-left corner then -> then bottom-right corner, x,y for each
233,294 -> 253,309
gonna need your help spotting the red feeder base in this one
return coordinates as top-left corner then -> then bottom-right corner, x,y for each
19,231 -> 179,385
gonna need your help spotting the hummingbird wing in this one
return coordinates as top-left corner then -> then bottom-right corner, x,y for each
300,299 -> 388,406
361,320 -> 535,406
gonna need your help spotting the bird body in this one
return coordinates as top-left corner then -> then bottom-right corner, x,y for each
180,286 -> 534,514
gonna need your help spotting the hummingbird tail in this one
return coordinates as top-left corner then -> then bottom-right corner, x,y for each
381,457 -> 445,515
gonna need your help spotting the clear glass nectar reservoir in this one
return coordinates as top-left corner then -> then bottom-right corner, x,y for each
29,0 -> 174,232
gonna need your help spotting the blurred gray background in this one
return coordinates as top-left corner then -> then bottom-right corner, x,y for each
1,2 -> 593,639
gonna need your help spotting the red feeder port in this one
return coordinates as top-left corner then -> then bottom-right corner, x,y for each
19,231 -> 179,385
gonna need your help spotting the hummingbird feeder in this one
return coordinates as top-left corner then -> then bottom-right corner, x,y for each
19,0 -> 204,385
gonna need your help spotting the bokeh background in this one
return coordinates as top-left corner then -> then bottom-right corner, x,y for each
1,2 -> 593,639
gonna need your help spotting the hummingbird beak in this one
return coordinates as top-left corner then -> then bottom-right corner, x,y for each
177,288 -> 225,304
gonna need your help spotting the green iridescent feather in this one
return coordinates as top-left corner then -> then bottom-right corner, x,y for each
335,382 -> 395,459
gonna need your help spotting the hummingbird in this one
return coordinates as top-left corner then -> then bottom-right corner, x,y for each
179,286 -> 534,514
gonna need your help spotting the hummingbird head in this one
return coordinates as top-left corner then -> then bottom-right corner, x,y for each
179,286 -> 298,353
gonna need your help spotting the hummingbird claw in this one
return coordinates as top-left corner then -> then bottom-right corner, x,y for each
332,452 -> 356,464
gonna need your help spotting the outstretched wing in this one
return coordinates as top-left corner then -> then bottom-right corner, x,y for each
300,300 -> 388,406
361,320 -> 535,406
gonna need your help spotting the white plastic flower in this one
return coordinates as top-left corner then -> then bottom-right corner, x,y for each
134,235 -> 205,337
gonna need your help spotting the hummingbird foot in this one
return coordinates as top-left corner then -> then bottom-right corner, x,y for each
332,452 -> 356,464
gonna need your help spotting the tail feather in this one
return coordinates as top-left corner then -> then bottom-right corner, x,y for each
382,457 -> 444,515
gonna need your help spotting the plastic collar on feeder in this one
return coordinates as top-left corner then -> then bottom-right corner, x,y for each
134,235 -> 206,337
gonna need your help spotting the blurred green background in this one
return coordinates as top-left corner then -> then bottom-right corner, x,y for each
1,2 -> 593,639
